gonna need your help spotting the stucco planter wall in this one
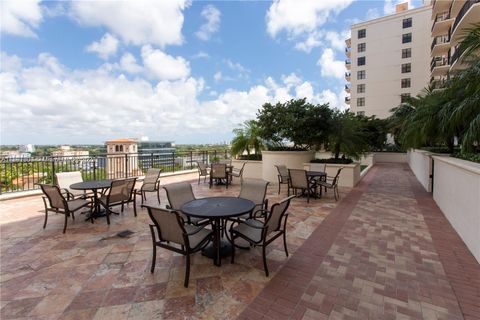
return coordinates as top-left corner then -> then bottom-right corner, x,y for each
262,151 -> 315,182
373,152 -> 407,163
407,149 -> 433,192
432,156 -> 480,263
231,160 -> 263,180
303,162 -> 361,187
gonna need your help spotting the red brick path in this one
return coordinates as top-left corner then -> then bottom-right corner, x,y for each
240,163 -> 480,320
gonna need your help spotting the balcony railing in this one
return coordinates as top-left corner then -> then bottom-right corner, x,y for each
450,47 -> 461,66
345,59 -> 351,65
431,34 -> 450,51
430,57 -> 449,72
452,0 -> 480,33
0,150 -> 230,194
345,97 -> 351,103
345,72 -> 351,78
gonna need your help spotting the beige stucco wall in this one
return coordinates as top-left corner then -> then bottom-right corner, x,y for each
262,151 -> 315,183
231,160 -> 263,180
373,152 -> 407,163
349,5 -> 432,118
407,149 -> 433,191
303,162 -> 361,187
431,156 -> 480,263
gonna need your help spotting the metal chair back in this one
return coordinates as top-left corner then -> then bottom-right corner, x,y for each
289,169 -> 309,189
163,182 -> 196,210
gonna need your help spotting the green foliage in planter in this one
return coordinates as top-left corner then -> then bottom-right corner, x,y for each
310,158 -> 353,164
266,145 -> 310,151
453,153 -> 480,163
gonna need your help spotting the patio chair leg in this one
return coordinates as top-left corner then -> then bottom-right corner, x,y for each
231,236 -> 235,264
63,214 -> 68,233
283,232 -> 289,257
184,254 -> 190,288
106,209 -> 111,225
43,211 -> 48,229
262,246 -> 269,277
150,245 -> 156,273
133,196 -> 137,217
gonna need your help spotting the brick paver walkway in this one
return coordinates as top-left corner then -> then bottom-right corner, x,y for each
241,163 -> 480,320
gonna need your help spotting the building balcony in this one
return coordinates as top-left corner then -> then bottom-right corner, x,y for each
345,96 -> 351,104
345,47 -> 351,58
345,72 -> 351,81
344,85 -> 351,93
431,34 -> 451,56
449,46 -> 469,71
431,0 -> 453,19
430,56 -> 450,77
450,0 -> 480,45
431,12 -> 454,36
345,59 -> 351,70
345,38 -> 351,48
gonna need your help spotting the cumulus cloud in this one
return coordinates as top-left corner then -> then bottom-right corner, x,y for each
266,0 -> 353,38
293,29 -> 350,54
324,30 -> 350,52
120,53 -> 143,74
365,8 -> 380,20
195,5 -> 221,41
69,0 -> 188,47
0,0 -> 43,37
86,33 -> 119,60
1,51 -> 347,143
141,45 -> 190,80
317,48 -> 345,79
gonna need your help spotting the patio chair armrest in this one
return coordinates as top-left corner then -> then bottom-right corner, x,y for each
60,188 -> 74,200
185,225 -> 210,236
253,209 -> 269,219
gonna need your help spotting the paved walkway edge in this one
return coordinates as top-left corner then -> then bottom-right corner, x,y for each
238,167 -> 378,320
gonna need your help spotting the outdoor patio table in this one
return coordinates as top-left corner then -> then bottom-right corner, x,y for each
181,197 -> 255,266
70,180 -> 112,219
306,171 -> 327,198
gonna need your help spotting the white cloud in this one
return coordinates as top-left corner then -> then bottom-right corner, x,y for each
266,0 -> 353,38
294,31 -> 323,53
384,0 -> 414,15
365,8 -> 380,20
0,0 -> 43,37
86,33 -> 119,60
214,71 -> 222,82
69,0 -> 188,47
141,45 -> 190,80
324,30 -> 350,52
317,48 -> 345,79
1,51 -> 348,143
192,51 -> 210,59
195,5 -> 221,41
120,53 -> 143,74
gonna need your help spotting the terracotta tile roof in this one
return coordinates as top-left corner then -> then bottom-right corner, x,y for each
105,138 -> 137,143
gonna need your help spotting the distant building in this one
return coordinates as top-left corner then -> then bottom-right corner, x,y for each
19,144 -> 35,153
0,151 -> 31,159
105,138 -> 140,178
51,146 -> 89,158
345,2 -> 432,118
137,141 -> 175,154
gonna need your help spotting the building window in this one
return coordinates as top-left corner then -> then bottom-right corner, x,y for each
119,145 -> 124,152
358,43 -> 366,52
402,33 -> 412,43
115,145 -> 119,152
403,18 -> 412,28
358,29 -> 366,39
357,97 -> 365,107
357,84 -> 365,93
357,70 -> 366,79
357,57 -> 366,66
401,78 -> 411,88
402,48 -> 411,58
401,63 -> 411,73
400,93 -> 410,103
357,111 -> 365,116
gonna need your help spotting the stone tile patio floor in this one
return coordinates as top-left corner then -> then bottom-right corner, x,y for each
1,163 -> 479,319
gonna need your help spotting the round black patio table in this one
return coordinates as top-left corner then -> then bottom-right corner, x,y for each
306,171 -> 327,198
181,197 -> 255,266
70,180 -> 113,219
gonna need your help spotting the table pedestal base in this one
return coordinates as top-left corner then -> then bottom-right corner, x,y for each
202,240 -> 233,261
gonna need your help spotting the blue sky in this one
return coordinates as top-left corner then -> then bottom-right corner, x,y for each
1,0 -> 423,145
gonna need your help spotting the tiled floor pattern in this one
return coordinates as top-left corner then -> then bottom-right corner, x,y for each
240,164 -> 480,320
0,173 -> 345,319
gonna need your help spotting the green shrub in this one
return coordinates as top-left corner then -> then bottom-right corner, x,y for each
310,158 -> 353,164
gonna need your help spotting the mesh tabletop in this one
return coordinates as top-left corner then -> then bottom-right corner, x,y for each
181,197 -> 255,219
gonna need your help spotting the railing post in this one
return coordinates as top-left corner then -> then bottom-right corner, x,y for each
51,157 -> 55,184
151,153 -> 154,169
93,157 -> 97,180
125,154 -> 128,178
172,151 -> 175,172
190,151 -> 193,169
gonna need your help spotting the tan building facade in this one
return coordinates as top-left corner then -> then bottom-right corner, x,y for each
345,3 -> 432,119
105,138 -> 140,179
430,0 -> 480,89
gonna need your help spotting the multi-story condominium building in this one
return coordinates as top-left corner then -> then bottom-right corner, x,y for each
430,0 -> 480,89
345,3 -> 432,118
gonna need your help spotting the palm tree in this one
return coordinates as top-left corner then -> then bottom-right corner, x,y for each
231,120 -> 264,158
326,110 -> 369,160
